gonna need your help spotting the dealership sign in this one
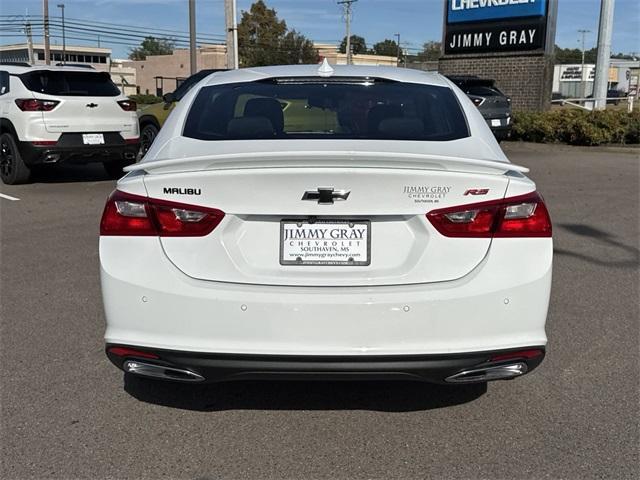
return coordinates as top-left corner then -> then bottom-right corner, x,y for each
444,0 -> 551,54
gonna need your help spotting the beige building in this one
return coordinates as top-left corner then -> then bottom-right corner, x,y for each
0,43 -> 136,95
126,42 -> 398,96
109,60 -> 137,96
315,43 -> 398,67
125,44 -> 227,96
0,42 -> 111,66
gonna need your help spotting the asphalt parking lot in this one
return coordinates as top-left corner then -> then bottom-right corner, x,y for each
1,142 -> 638,480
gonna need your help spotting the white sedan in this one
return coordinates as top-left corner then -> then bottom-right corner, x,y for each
100,63 -> 552,384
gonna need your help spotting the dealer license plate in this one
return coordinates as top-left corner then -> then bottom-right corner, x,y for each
280,220 -> 370,266
82,133 -> 105,145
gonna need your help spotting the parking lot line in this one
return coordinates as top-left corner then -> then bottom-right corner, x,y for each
0,193 -> 20,201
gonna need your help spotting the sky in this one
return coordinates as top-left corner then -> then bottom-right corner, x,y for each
0,0 -> 638,59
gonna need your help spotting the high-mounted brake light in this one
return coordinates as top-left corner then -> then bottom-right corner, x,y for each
427,191 -> 552,238
117,99 -> 137,111
15,98 -> 59,111
100,190 -> 225,236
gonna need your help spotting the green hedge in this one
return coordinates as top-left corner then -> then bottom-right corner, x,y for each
511,109 -> 640,145
128,94 -> 163,105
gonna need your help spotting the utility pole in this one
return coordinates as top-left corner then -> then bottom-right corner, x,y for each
225,0 -> 239,69
578,29 -> 590,98
338,0 -> 357,65
57,3 -> 65,65
189,0 -> 197,75
25,22 -> 34,65
394,33 -> 401,67
593,0 -> 615,110
43,0 -> 50,65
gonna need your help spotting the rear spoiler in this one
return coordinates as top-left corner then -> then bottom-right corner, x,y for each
125,151 -> 529,175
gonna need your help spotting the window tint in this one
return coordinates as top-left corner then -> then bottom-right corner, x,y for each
19,71 -> 120,96
0,71 -> 9,95
183,79 -> 469,141
174,70 -> 215,101
466,86 -> 503,97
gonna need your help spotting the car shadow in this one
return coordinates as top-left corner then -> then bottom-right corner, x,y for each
123,374 -> 487,412
30,164 -> 115,183
554,223 -> 639,269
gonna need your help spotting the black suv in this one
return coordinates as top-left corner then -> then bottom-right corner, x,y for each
447,76 -> 512,141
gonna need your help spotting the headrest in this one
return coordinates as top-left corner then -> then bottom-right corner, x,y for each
226,117 -> 276,139
244,97 -> 284,133
377,118 -> 425,139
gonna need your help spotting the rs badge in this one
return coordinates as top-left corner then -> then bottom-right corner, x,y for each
464,189 -> 490,196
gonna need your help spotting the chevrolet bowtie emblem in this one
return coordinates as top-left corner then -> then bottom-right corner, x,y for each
86,103 -> 98,108
302,187 -> 350,205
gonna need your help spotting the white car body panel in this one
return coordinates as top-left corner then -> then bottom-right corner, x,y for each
101,236 -> 550,355
100,65 -> 552,381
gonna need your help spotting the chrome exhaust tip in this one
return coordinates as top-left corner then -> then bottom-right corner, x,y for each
445,362 -> 528,383
123,152 -> 136,160
123,360 -> 205,382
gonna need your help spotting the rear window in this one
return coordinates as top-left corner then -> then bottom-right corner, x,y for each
19,71 -> 120,96
183,78 -> 469,141
466,85 -> 503,97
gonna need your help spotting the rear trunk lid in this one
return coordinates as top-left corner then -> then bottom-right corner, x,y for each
138,149 -> 518,287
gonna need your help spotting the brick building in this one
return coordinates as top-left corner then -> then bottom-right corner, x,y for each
439,51 -> 554,111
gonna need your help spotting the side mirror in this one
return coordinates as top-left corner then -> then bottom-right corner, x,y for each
162,92 -> 175,104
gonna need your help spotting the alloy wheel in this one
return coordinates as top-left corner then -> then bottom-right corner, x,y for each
0,139 -> 14,178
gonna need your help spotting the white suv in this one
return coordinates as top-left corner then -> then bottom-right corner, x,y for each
0,64 -> 140,184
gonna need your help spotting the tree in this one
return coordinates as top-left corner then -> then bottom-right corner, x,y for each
554,45 -> 597,64
339,35 -> 368,55
417,41 -> 441,61
128,36 -> 174,61
237,0 -> 318,67
281,30 -> 318,64
372,39 -> 398,57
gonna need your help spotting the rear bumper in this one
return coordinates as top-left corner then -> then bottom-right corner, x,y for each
18,132 -> 140,166
491,126 -> 511,140
106,345 -> 546,384
101,236 -> 552,357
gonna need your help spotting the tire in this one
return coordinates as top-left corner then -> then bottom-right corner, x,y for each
140,123 -> 159,157
103,159 -> 131,179
0,133 -> 31,185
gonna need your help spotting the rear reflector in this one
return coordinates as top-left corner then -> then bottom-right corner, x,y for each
490,349 -> 544,362
427,191 -> 552,238
108,346 -> 159,359
32,140 -> 58,146
100,190 -> 225,237
124,137 -> 140,145
15,98 -> 60,111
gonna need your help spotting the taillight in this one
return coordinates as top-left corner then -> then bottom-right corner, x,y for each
15,98 -> 59,111
426,191 -> 552,238
100,190 -> 225,237
117,99 -> 137,111
468,95 -> 485,107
